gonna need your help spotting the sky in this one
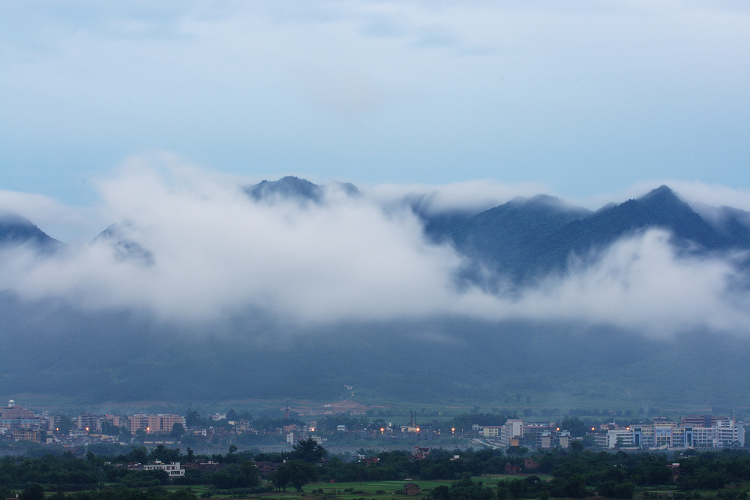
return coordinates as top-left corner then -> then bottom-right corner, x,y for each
2,1 -> 750,208
2,2 -> 750,341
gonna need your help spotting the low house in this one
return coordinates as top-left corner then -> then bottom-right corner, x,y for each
523,458 -> 539,470
505,463 -> 521,475
253,461 -> 280,477
667,463 -> 681,482
139,462 -> 185,478
404,483 -> 421,495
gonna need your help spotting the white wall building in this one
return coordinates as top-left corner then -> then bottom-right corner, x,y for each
141,462 -> 185,478
500,419 -> 523,447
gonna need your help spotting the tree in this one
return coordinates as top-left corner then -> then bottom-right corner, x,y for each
170,422 -> 186,439
168,490 -> 198,500
497,481 -> 510,500
151,444 -> 181,463
289,438 -> 326,463
119,426 -> 132,442
569,440 -> 585,453
134,429 -> 147,442
101,420 -> 121,436
54,415 -> 73,435
508,479 -> 527,499
564,473 -> 588,499
615,436 -> 625,449
560,417 -> 587,438
210,461 -> 260,489
126,445 -> 150,463
271,466 -> 290,491
19,485 -> 44,500
186,410 -> 203,428
273,460 -> 317,492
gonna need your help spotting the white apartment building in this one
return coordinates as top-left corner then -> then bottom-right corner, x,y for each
500,419 -> 523,447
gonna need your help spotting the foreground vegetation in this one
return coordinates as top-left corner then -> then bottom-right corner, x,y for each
4,439 -> 750,500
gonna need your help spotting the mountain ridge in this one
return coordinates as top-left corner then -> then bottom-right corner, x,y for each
420,185 -> 750,284
0,212 -> 62,253
3,182 -> 750,406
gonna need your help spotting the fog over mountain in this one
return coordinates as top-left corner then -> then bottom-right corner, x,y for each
2,161 -> 750,407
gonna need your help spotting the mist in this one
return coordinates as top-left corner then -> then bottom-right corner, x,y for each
2,156 -> 750,342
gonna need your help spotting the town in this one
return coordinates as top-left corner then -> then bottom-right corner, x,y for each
1,399 -> 745,453
4,398 -> 750,500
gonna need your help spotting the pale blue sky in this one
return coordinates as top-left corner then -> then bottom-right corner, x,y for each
2,1 -> 750,206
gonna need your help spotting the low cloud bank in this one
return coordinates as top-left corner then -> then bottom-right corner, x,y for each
2,157 -> 750,340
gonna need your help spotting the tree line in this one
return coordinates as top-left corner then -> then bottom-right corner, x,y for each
5,439 -> 750,500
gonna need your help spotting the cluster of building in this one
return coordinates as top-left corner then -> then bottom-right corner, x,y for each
595,416 -> 745,450
479,419 -> 572,449
475,415 -> 745,450
1,399 -> 746,453
0,400 -> 185,445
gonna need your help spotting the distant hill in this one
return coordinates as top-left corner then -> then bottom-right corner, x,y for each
420,185 -> 750,284
3,182 -> 750,408
0,212 -> 62,253
94,223 -> 155,266
244,176 -> 360,204
245,176 -> 325,204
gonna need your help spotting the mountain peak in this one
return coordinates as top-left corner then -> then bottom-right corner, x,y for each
0,212 -> 62,252
639,185 -> 680,204
244,176 -> 323,204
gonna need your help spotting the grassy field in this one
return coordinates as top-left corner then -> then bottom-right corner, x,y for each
149,475 -> 556,500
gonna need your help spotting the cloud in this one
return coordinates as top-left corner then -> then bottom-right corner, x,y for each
2,156 -> 750,341
4,0 -> 750,202
0,189 -> 105,243
505,229 -> 750,336
0,155 -> 466,324
368,180 -> 553,214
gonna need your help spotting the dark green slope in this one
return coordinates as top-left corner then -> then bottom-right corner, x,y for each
1,288 -> 749,408
423,186 -> 750,284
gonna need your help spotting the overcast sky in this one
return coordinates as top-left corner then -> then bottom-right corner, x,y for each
2,1 -> 749,207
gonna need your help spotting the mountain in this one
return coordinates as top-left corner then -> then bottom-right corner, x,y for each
0,290 -> 748,409
94,223 -> 155,266
0,212 -> 62,253
244,176 -> 360,204
245,176 -> 325,204
421,186 -> 750,284
3,184 -> 750,409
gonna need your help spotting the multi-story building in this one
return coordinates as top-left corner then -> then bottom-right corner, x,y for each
11,429 -> 40,443
128,414 -> 185,434
1,401 -> 35,419
128,414 -> 150,434
537,430 -> 571,449
77,413 -> 101,432
606,429 -> 634,448
500,419 -> 523,447
624,417 -> 742,450
482,426 -> 502,439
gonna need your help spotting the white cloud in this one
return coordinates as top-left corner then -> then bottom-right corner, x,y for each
368,180 -> 552,214
0,189 -> 104,243
2,157 -> 750,341
504,230 -> 750,337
